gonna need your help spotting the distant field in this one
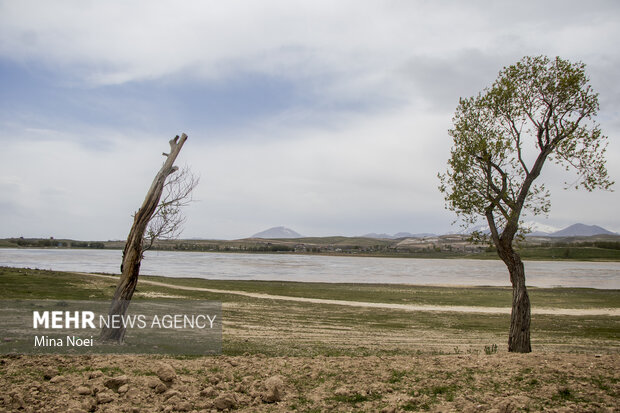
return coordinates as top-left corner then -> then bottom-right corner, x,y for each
1,267 -> 618,355
3,234 -> 620,261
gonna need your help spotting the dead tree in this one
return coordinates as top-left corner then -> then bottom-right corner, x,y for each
100,134 -> 191,342
142,166 -> 198,252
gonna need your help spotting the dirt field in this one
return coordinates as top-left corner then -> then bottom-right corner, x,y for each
1,268 -> 618,411
1,352 -> 618,412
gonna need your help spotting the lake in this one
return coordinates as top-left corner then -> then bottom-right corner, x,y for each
0,248 -> 618,289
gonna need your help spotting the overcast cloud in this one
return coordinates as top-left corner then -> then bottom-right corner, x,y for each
1,0 -> 619,240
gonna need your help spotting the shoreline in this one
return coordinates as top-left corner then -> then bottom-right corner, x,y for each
2,244 -> 620,262
76,272 -> 620,316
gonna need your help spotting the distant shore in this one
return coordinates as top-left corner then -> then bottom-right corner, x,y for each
2,233 -> 620,261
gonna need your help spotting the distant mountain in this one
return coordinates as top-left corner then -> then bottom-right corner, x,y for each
251,226 -> 303,239
362,233 -> 394,239
454,222 -> 615,237
524,221 -> 561,236
455,223 -> 489,235
362,232 -> 436,239
550,223 -> 616,237
394,232 -> 436,239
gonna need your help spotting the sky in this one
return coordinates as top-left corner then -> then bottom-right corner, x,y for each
1,0 -> 619,240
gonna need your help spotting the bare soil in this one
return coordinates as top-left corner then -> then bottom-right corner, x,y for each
1,353 -> 618,412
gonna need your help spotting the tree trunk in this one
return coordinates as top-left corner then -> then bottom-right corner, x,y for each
99,134 -> 188,342
503,249 -> 532,353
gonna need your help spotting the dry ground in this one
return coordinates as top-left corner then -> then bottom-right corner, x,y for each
1,268 -> 618,411
1,353 -> 618,412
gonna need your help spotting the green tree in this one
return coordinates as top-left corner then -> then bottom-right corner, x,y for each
439,56 -> 613,353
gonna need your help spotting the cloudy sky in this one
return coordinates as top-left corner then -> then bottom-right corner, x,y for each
1,1 -> 619,240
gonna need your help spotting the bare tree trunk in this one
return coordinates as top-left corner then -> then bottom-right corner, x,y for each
507,256 -> 531,352
498,247 -> 532,353
100,134 -> 188,342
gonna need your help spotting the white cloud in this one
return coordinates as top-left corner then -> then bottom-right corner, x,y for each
0,131 -> 170,238
2,1 -> 617,98
1,1 -> 619,238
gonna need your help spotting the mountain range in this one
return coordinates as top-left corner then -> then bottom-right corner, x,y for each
361,232 -> 436,239
250,223 -> 616,239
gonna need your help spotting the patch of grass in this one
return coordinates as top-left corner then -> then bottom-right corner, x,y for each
519,246 -> 620,261
99,366 -> 124,375
389,369 -> 408,383
484,344 -> 498,354
289,395 -> 316,412
132,369 -> 156,376
402,400 -> 428,411
552,387 -> 575,401
57,365 -> 94,375
3,266 -> 619,309
0,267 -> 115,300
407,382 -> 460,410
331,392 -> 381,404
1,267 -> 619,357
591,375 -> 618,396
429,385 -> 452,395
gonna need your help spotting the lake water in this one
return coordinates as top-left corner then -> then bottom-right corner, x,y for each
0,248 -> 618,289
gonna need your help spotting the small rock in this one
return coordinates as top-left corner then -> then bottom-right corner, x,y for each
334,386 -> 350,397
163,390 -> 180,401
166,395 -> 181,405
156,363 -> 177,383
381,408 -> 396,413
594,354 -> 602,358
7,392 -> 24,409
81,398 -> 97,411
104,375 -> 129,391
200,386 -> 217,397
262,376 -> 285,403
96,391 -> 114,404
146,377 -> 160,388
496,399 -> 516,413
214,393 -> 237,410
49,375 -> 65,383
175,401 -> 192,412
76,385 -> 91,396
154,382 -> 167,394
86,371 -> 103,380
117,384 -> 129,394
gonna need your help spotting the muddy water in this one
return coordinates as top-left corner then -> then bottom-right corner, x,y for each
0,248 -> 618,288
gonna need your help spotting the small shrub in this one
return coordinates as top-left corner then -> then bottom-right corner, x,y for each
552,387 -> 575,401
484,344 -> 498,355
389,370 -> 407,383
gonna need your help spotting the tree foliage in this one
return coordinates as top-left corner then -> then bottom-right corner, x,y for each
439,56 -> 613,240
439,56 -> 613,352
